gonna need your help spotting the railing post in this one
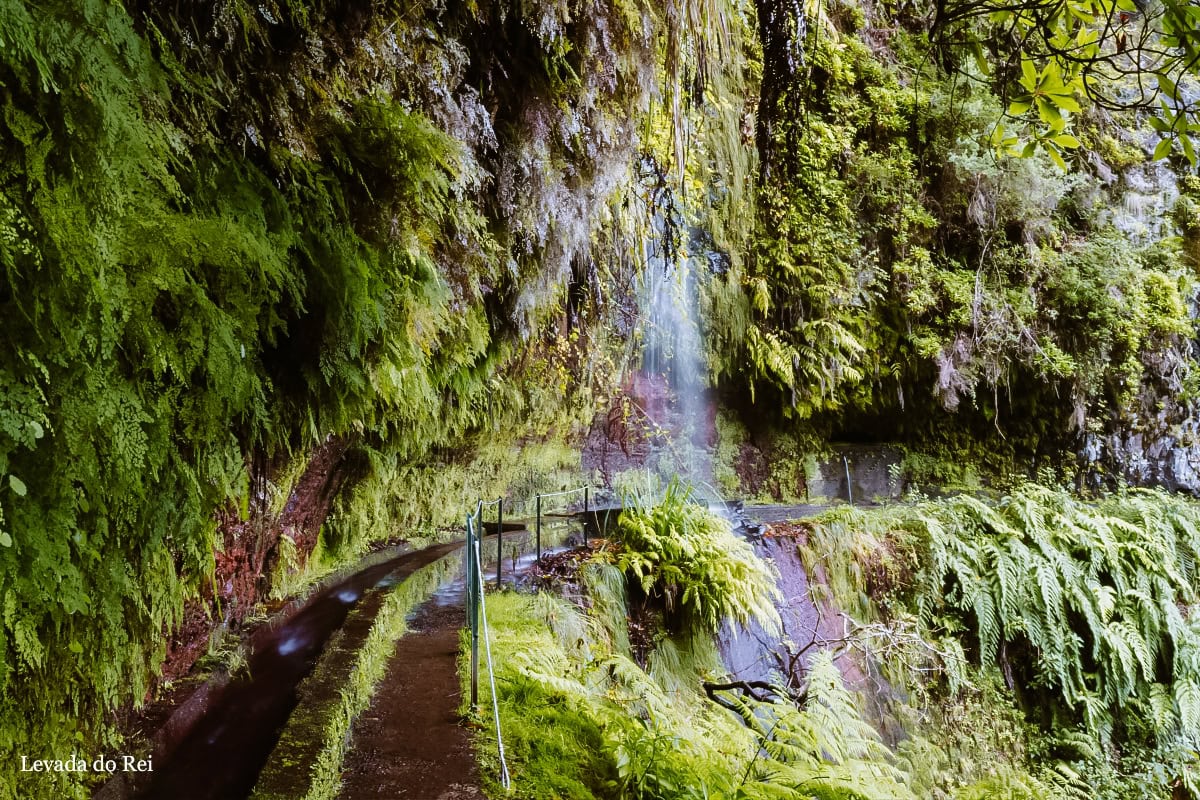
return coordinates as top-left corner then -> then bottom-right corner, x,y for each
843,455 -> 853,506
465,515 -> 472,628
467,516 -> 479,710
582,486 -> 589,546
496,497 -> 503,585
535,494 -> 542,564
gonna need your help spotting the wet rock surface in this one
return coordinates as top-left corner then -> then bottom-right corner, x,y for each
1088,325 -> 1200,494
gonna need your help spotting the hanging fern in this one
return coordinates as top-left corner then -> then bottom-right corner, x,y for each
805,485 -> 1200,752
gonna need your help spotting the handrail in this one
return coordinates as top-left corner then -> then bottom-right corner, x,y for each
467,485 -> 593,573
464,482 -> 593,794
534,486 -> 588,501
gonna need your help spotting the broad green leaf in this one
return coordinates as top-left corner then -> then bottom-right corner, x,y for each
1047,145 -> 1068,171
1037,97 -> 1065,130
0,530 -> 10,548
1051,93 -> 1082,113
1158,72 -> 1180,101
1149,115 -> 1171,133
1020,59 -> 1039,91
1184,133 -> 1196,166
8,475 -> 26,497
1052,134 -> 1081,148
1154,138 -> 1173,160
1007,98 -> 1033,116
970,41 -> 991,76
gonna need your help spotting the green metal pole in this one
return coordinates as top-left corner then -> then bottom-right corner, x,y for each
496,497 -> 503,585
470,519 -> 479,711
465,515 -> 473,628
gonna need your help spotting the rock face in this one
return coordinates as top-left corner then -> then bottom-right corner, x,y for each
1088,306 -> 1200,494
806,445 -> 904,504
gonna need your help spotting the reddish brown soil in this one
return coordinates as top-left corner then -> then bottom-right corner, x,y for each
336,601 -> 485,800
275,435 -> 355,566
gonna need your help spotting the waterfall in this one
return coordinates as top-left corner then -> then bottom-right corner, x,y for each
634,170 -> 719,499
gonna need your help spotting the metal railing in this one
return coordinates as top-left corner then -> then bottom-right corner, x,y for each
463,485 -> 597,793
464,484 -> 591,701
533,485 -> 589,563
463,508 -> 511,790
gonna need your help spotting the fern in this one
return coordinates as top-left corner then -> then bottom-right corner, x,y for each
612,478 -> 783,634
807,484 -> 1200,750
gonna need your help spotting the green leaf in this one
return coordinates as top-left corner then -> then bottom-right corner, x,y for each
1149,116 -> 1171,133
1154,138 -> 1173,160
1051,93 -> 1082,113
8,475 -> 26,497
1037,98 -> 1065,131
0,531 -> 10,548
1020,59 -> 1039,91
969,41 -> 991,76
1184,133 -> 1196,166
1157,72 -> 1180,101
1007,98 -> 1033,116
1047,145 -> 1068,171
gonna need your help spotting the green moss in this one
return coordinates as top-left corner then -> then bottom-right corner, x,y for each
467,590 -> 915,800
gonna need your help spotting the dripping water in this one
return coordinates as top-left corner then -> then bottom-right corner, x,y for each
634,160 -> 724,502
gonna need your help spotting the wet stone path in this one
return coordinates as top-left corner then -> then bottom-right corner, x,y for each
335,599 -> 485,800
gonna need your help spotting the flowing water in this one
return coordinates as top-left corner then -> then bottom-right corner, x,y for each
634,176 -> 722,499
630,178 -> 843,688
1103,143 -> 1179,242
118,541 -> 462,800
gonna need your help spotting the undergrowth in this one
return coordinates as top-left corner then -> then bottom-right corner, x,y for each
798,484 -> 1200,797
610,478 -> 782,633
468,590 -> 919,800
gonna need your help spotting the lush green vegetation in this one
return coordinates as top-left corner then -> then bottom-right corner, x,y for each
6,0 -> 1200,796
613,480 -> 781,632
468,567 -> 920,799
797,485 -> 1200,797
0,1 -> 648,795
705,0 -> 1198,477
466,489 -> 1123,798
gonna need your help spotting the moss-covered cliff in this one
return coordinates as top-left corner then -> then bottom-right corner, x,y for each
4,0 -> 1200,797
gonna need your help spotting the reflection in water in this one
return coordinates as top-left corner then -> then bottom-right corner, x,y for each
137,542 -> 460,800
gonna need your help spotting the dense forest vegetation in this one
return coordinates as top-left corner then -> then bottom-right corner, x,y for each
5,0 -> 1200,797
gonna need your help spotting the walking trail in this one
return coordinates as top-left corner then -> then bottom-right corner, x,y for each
335,599 -> 486,800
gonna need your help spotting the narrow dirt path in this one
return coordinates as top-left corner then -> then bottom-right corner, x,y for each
335,600 -> 485,800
